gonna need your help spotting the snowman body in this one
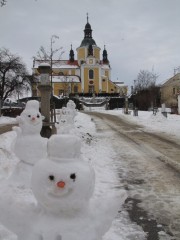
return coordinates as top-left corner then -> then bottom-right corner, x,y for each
56,106 -> 76,134
11,100 -> 47,187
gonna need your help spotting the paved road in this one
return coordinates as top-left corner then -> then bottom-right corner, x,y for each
85,111 -> 180,240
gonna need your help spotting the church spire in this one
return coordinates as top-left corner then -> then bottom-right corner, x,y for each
84,13 -> 92,38
102,45 -> 109,63
80,14 -> 97,47
69,44 -> 74,62
87,12 -> 89,23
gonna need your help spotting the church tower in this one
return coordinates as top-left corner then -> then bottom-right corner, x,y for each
77,14 -> 104,94
32,15 -> 126,97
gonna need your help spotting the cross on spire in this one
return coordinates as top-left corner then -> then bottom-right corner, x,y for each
87,12 -> 89,23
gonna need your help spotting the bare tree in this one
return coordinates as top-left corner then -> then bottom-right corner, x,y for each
134,69 -> 159,92
35,35 -> 64,87
0,0 -> 6,7
132,69 -> 160,110
0,48 -> 30,103
1,0 -> 37,7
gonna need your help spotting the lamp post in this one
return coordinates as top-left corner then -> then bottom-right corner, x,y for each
37,63 -> 56,137
50,35 -> 59,93
125,95 -> 129,114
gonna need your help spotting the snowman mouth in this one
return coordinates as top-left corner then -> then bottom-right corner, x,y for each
48,188 -> 73,198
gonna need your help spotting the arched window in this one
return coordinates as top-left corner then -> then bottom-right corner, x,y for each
89,69 -> 94,79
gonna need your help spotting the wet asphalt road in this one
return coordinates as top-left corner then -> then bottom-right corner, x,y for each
85,111 -> 180,240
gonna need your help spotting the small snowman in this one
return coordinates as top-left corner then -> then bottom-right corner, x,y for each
66,99 -> 77,123
0,135 -> 126,240
56,103 -> 76,134
10,100 -> 48,187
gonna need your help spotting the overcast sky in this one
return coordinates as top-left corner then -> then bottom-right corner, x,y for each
1,0 -> 180,88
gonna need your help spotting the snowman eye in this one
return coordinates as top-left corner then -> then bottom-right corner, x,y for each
70,173 -> 76,181
49,175 -> 55,181
28,115 -> 31,118
37,114 -> 40,118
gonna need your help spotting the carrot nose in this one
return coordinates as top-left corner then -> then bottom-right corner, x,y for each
57,181 -> 65,188
31,117 -> 36,121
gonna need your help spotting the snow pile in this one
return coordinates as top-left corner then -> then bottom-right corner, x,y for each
0,106 -> 126,240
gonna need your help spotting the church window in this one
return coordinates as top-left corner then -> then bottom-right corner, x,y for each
89,69 -> 94,79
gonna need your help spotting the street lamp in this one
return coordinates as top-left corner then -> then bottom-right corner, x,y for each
50,35 -> 59,92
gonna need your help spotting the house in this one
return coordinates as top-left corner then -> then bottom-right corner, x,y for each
160,73 -> 180,109
32,16 -> 128,97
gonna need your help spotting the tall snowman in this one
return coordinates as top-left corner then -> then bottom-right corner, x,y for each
66,99 -> 77,124
56,100 -> 77,134
10,100 -> 48,187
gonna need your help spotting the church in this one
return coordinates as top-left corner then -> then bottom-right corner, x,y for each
32,15 -> 127,97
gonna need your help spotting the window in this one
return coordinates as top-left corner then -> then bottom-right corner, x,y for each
173,87 -> 176,94
89,69 -> 94,79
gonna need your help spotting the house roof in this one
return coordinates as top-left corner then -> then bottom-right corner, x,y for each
162,73 -> 180,87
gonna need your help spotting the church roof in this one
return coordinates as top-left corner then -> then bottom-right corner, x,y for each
80,15 -> 97,47
33,59 -> 79,69
80,38 -> 96,47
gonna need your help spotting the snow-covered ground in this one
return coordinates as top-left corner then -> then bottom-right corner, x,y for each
84,107 -> 180,140
0,108 -> 180,240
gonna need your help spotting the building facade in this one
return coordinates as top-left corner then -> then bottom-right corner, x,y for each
32,16 -> 127,97
161,73 -> 180,108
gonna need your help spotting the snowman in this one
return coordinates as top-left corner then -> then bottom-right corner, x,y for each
66,99 -> 77,123
31,135 -> 126,240
10,100 -> 48,187
0,134 -> 126,240
56,103 -> 76,134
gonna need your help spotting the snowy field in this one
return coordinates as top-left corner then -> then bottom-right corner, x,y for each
0,108 -> 180,239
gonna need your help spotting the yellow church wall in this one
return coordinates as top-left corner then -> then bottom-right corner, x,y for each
94,48 -> 100,60
93,68 -> 99,93
71,69 -> 75,75
105,70 -> 109,78
77,48 -> 85,60
53,82 -> 81,95
83,69 -> 89,93
83,67 -> 100,93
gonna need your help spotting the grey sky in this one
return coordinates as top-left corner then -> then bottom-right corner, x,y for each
1,0 -> 180,88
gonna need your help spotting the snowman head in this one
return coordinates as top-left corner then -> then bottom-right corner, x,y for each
31,135 -> 95,214
67,100 -> 76,110
17,100 -> 44,134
